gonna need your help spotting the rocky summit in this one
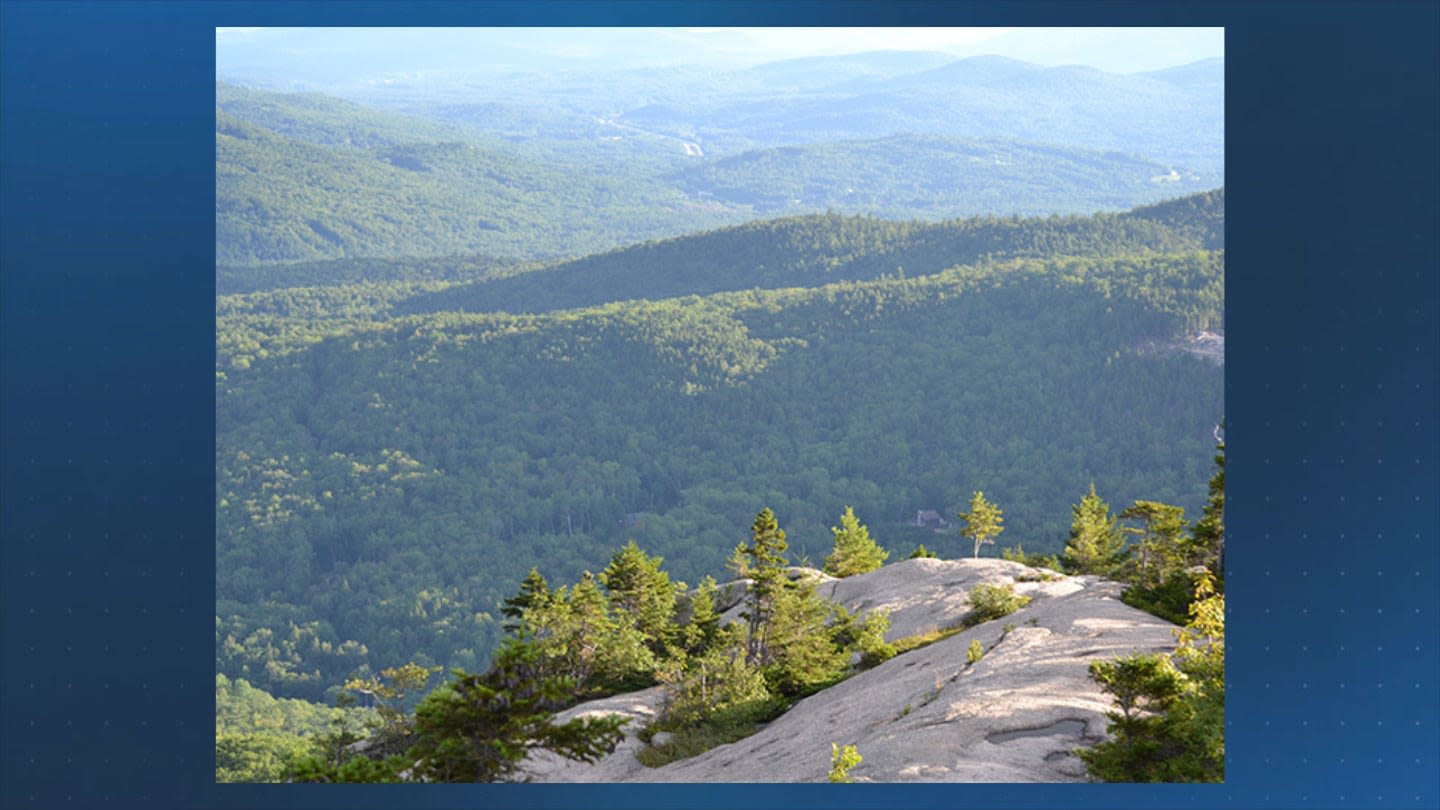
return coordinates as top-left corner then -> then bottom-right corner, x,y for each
521,557 -> 1181,782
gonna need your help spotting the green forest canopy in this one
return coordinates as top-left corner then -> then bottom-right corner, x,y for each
218,198 -> 1223,701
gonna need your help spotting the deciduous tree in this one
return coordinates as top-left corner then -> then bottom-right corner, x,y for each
958,491 -> 1004,558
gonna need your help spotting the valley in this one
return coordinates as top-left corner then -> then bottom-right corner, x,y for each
214,31 -> 1224,784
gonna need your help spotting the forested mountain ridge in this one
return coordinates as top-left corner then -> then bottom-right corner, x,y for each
216,108 -> 743,265
218,237 -> 1223,703
217,80 -> 482,149
217,72 -> 1221,266
390,190 -> 1224,316
215,253 -> 540,297
215,188 -> 1222,305
215,35 -> 1227,783
217,193 -> 1223,382
664,134 -> 1218,218
1124,188 -> 1226,249
218,79 -> 698,176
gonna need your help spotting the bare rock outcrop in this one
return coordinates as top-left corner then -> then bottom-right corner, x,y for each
522,558 -> 1178,782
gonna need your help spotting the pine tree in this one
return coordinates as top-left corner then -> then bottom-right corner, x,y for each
958,491 -> 1004,558
407,635 -> 625,782
1063,483 -> 1127,575
600,540 -> 678,653
822,506 -> 889,577
725,509 -> 861,694
1118,501 -> 1187,585
828,603 -> 895,668
656,624 -> 771,729
679,575 -> 722,657
578,572 -> 653,691
559,576 -> 608,687
1079,571 -> 1224,782
731,507 -> 789,665
731,508 -> 790,667
763,576 -> 849,695
500,567 -> 550,634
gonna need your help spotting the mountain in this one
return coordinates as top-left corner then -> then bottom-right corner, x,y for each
216,75 -> 1221,267
392,190 -> 1224,316
214,55 -> 1224,729
217,233 -> 1222,701
1124,188 -> 1226,249
216,81 -> 481,149
733,50 -> 962,92
665,134 -> 1219,217
863,54 -> 1047,89
215,109 -> 744,264
215,253 -> 539,297
591,56 -> 1223,172
213,36 -> 1226,785
522,558 -> 1180,782
1137,56 -> 1224,88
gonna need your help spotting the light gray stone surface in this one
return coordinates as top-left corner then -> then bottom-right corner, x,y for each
521,558 -> 1179,783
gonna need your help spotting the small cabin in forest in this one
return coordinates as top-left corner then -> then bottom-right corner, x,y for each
915,510 -> 948,529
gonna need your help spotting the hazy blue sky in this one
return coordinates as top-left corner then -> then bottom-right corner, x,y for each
216,26 -> 1223,79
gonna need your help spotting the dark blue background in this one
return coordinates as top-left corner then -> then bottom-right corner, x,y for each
2,2 -> 1436,808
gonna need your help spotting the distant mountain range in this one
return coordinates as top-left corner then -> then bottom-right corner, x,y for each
212,44 -> 1224,718
215,105 -> 742,265
666,134 -> 1218,217
229,50 -> 1222,172
621,55 -> 1222,170
216,60 -> 1222,266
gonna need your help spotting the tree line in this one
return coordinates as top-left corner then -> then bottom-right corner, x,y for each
222,437 -> 1222,783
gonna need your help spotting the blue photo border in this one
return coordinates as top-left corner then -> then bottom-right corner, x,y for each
2,1 -> 1436,808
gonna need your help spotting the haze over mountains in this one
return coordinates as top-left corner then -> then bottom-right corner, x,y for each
216,26 -> 1223,80
217,49 -> 1222,264
215,30 -> 1224,783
